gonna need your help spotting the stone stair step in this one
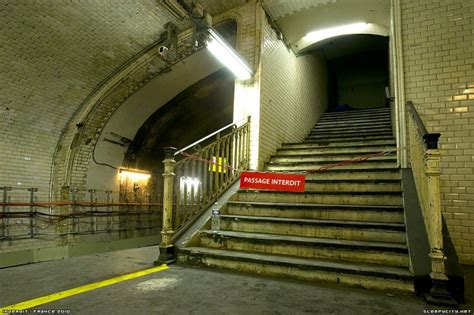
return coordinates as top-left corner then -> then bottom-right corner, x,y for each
277,145 -> 396,156
270,153 -> 395,163
315,118 -> 392,128
266,159 -> 398,172
309,128 -> 392,137
306,132 -> 393,141
231,190 -> 403,206
312,122 -> 392,131
199,230 -> 409,267
318,116 -> 391,124
321,111 -> 390,120
304,179 -> 401,192
219,214 -> 406,243
281,140 -> 396,149
178,247 -> 414,292
304,136 -> 394,144
225,201 -> 404,223
305,169 -> 400,180
323,108 -> 389,115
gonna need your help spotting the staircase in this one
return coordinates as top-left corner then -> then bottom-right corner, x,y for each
178,107 -> 414,292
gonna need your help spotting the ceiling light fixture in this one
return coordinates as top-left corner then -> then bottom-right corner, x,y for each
206,28 -> 253,80
304,22 -> 369,43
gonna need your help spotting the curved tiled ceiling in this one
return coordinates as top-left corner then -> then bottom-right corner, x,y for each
0,0 -> 390,190
262,0 -> 390,53
263,0 -> 336,19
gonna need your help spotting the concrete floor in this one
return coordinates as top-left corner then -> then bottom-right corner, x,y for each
0,245 -> 472,314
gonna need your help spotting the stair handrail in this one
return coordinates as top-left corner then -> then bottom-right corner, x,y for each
407,101 -> 440,149
156,117 -> 251,263
406,100 -> 450,298
174,117 -> 248,156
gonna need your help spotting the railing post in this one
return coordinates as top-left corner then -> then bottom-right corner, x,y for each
156,146 -> 177,264
425,148 -> 452,304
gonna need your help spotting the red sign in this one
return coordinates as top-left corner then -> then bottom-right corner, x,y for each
240,171 -> 305,192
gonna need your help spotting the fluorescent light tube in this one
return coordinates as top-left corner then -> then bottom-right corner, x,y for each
206,28 -> 253,80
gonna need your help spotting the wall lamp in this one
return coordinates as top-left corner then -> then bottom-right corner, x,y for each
119,169 -> 151,181
206,27 -> 253,80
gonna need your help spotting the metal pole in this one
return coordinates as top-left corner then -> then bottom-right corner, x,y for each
2,187 -> 11,239
28,188 -> 38,238
89,189 -> 96,234
156,146 -> 177,264
105,190 -> 112,232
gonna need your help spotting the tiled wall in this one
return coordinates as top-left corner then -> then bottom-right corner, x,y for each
258,15 -> 328,169
401,0 -> 474,264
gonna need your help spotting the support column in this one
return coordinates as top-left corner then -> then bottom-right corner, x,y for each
156,147 -> 177,264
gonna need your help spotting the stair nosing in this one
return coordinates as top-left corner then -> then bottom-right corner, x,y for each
272,152 -> 396,158
200,230 -> 408,252
220,214 -> 406,230
226,200 -> 403,211
180,247 -> 413,280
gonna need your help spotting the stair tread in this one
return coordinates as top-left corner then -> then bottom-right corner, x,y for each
278,146 -> 396,152
237,189 -> 402,195
304,179 -> 400,183
307,134 -> 394,140
226,200 -> 403,211
310,128 -> 392,133
268,158 -> 397,166
201,230 -> 408,251
220,214 -> 406,230
182,247 -> 413,279
273,151 -> 396,158
304,137 -> 394,143
280,146 -> 396,152
318,117 -> 391,123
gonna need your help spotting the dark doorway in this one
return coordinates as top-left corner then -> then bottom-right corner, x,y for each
321,35 -> 389,111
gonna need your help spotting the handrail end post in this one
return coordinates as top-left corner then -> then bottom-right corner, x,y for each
156,146 -> 177,265
423,133 -> 441,150
425,249 -> 457,306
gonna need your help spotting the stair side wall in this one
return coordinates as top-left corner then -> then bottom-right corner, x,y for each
401,0 -> 474,265
258,11 -> 328,170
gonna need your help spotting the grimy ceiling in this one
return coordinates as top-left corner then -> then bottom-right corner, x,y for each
0,0 -> 388,131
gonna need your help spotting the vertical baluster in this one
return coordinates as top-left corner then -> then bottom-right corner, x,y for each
237,128 -> 242,170
214,134 -> 221,197
183,163 -> 189,226
232,132 -> 237,178
196,151 -> 202,212
190,159 -> 196,218
245,121 -> 251,169
224,136 -> 231,185
202,148 -> 209,206
209,145 -> 214,200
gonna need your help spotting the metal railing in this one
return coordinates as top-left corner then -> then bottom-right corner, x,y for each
173,120 -> 250,229
406,101 -> 448,285
157,117 -> 250,262
0,186 -> 162,241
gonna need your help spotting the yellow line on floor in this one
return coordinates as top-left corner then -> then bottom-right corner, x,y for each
0,264 -> 169,311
